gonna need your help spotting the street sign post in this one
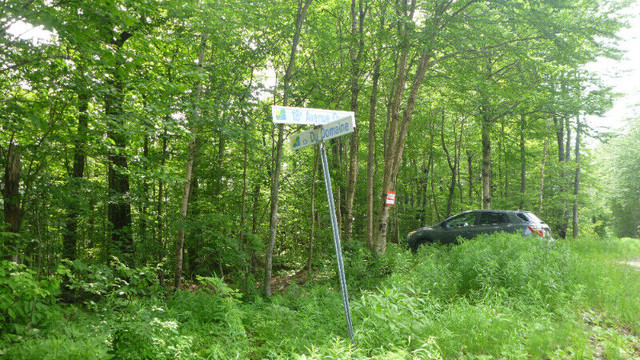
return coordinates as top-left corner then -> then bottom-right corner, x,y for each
319,141 -> 354,341
272,105 -> 355,342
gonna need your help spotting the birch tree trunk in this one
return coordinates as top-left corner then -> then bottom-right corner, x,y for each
561,117 -> 572,236
366,57 -> 381,250
539,125 -> 548,215
344,0 -> 365,240
265,0 -> 313,297
572,115 -> 581,238
481,112 -> 492,210
174,33 -> 206,290
365,2 -> 387,250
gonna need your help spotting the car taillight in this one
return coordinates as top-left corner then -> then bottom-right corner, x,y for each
528,226 -> 544,236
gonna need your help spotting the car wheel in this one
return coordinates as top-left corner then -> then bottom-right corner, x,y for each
411,237 -> 431,252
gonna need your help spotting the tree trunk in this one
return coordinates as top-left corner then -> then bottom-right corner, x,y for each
344,0 -> 365,240
140,134 -> 150,251
539,127 -> 548,215
63,85 -> 89,262
561,117 -> 572,238
441,112 -> 457,217
366,57 -> 381,250
429,158 -> 441,222
373,0 -> 431,253
157,126 -> 167,263
554,115 -> 564,163
157,66 -> 172,264
481,113 -> 492,210
174,138 -> 197,289
174,33 -> 206,290
106,32 -> 134,265
186,178 -> 200,278
106,85 -> 132,264
457,126 -> 464,211
214,133 -> 226,197
240,115 -> 250,277
565,117 -> 571,162
467,150 -> 474,203
250,183 -> 260,273
572,115 -> 581,238
501,118 -> 508,199
365,0 -> 389,246
265,0 -> 313,297
519,113 -> 526,210
2,141 -> 21,262
555,116 -> 571,238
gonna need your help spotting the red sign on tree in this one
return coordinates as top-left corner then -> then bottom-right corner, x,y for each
386,191 -> 396,206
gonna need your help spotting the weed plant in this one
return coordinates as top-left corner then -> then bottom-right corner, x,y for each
2,234 -> 640,359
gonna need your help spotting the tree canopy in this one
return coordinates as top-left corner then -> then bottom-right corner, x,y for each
0,0 -> 633,296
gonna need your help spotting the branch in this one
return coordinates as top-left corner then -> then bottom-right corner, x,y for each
431,35 -> 547,67
1,54 -> 71,74
439,0 -> 480,31
441,111 -> 455,171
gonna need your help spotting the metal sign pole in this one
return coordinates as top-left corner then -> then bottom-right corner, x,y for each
319,141 -> 354,341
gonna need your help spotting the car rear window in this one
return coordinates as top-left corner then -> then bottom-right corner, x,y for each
517,212 -> 543,223
478,212 -> 508,225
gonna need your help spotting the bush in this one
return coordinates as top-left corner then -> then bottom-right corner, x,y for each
108,307 -> 196,360
0,260 -> 61,340
167,276 -> 249,358
168,276 -> 244,335
62,258 -> 163,307
245,284 -> 349,359
3,235 -> 640,359
447,234 -> 574,306
342,241 -> 407,291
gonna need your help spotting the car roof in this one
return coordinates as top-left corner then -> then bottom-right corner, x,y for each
444,209 -> 532,221
461,209 -> 527,214
438,209 -> 544,226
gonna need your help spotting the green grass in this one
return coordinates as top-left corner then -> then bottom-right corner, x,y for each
2,235 -> 640,359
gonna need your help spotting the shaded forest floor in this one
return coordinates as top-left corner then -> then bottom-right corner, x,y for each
2,235 -> 640,359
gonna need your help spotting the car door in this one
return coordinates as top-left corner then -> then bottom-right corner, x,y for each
440,212 -> 478,244
471,212 -> 510,237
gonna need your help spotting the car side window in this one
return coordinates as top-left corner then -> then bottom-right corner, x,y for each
478,212 -> 508,225
445,213 -> 476,228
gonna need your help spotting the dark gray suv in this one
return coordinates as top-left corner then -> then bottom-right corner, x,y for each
406,210 -> 553,251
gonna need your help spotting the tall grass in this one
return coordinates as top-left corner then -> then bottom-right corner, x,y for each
3,234 -> 640,359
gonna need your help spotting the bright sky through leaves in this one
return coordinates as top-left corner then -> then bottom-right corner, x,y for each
586,1 -> 640,132
9,4 -> 638,133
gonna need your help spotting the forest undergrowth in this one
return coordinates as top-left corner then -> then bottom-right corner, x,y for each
2,234 -> 640,359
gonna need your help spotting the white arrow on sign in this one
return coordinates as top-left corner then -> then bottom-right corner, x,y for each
273,105 -> 355,127
290,117 -> 354,151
